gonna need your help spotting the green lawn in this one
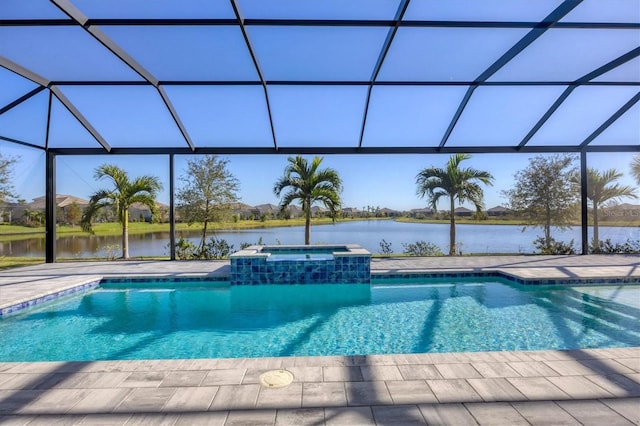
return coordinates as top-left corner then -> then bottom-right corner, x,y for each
0,257 -> 44,270
0,217 -> 349,241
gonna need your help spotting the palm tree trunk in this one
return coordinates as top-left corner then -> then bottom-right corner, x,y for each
122,209 -> 129,259
305,208 -> 311,245
449,197 -> 456,256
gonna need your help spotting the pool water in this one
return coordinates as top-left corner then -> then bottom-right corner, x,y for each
0,278 -> 638,361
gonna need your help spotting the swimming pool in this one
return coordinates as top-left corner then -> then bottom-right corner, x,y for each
0,277 -> 638,362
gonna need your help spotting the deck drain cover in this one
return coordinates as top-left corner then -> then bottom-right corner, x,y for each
259,369 -> 294,388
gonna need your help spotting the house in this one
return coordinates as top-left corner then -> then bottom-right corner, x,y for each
129,201 -> 169,222
409,208 -> 434,218
487,206 -> 510,217
379,208 -> 401,217
229,202 -> 256,220
454,207 -> 473,217
29,194 -> 89,210
310,205 -> 328,217
0,202 -> 22,224
13,195 -> 90,225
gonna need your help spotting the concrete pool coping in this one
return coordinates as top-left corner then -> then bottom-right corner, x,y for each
0,255 -> 638,424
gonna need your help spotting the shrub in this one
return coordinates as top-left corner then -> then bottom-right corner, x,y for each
175,236 -> 234,259
201,237 -> 234,259
378,239 -> 393,255
175,237 -> 197,260
590,238 -> 640,254
402,241 -> 443,256
533,237 -> 576,255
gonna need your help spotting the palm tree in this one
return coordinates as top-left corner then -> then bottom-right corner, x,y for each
416,154 -> 494,255
583,168 -> 637,247
81,164 -> 162,259
273,156 -> 342,245
632,155 -> 640,185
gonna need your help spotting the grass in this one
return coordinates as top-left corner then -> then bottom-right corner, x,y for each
0,257 -> 44,270
0,217 -> 349,241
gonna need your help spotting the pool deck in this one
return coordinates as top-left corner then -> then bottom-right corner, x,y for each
0,255 -> 638,425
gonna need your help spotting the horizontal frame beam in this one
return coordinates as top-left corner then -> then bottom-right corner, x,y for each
46,145 -> 640,156
43,81 -> 640,87
2,19 -> 639,29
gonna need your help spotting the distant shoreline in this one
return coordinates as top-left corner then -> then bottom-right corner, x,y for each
1,217 -> 638,242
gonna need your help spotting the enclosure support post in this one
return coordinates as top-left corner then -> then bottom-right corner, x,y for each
45,151 -> 56,263
169,154 -> 176,260
580,151 -> 589,255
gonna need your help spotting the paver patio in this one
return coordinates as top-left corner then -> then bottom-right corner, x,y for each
0,255 -> 638,425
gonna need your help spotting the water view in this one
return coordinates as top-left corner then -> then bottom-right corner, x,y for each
1,220 -> 637,259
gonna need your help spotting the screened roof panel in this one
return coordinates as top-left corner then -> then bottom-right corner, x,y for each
0,0 -> 70,19
0,90 -> 49,147
589,103 -> 640,146
0,26 -> 144,82
238,0 -> 402,20
559,0 -> 640,23
489,29 -> 640,82
403,0 -> 563,21
269,85 -> 368,147
56,86 -> 185,148
70,0 -> 235,19
527,86 -> 640,146
247,26 -> 389,81
47,98 -> 104,149
362,86 -> 469,147
164,86 -> 273,148
0,67 -> 38,107
99,26 -> 259,81
0,0 -> 638,153
447,86 -> 568,147
378,28 -> 529,81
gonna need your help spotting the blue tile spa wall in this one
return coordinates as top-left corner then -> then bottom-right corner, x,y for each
230,255 -> 370,285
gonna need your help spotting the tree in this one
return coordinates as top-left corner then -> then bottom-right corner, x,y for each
632,155 -> 640,185
274,156 -> 342,245
416,154 -> 494,255
177,155 -> 239,256
503,154 -> 579,248
0,153 -> 18,205
21,208 -> 44,227
65,202 -> 83,227
81,164 -> 162,259
579,168 -> 637,247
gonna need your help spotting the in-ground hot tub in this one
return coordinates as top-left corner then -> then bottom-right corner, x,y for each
230,244 -> 371,285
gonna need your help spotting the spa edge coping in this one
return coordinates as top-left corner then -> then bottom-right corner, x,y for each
1,268 -> 638,318
230,244 -> 371,258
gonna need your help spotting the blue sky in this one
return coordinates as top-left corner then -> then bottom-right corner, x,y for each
0,0 -> 638,210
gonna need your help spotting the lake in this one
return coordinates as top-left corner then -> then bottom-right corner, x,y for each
1,220 -> 638,259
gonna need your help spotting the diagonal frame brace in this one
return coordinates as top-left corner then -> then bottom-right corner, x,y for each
519,46 -> 640,149
438,0 -> 583,149
230,0 -> 278,151
50,0 -> 196,152
579,91 -> 640,147
357,0 -> 411,149
50,86 -> 112,152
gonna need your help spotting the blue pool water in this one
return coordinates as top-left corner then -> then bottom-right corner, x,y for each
0,278 -> 638,361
